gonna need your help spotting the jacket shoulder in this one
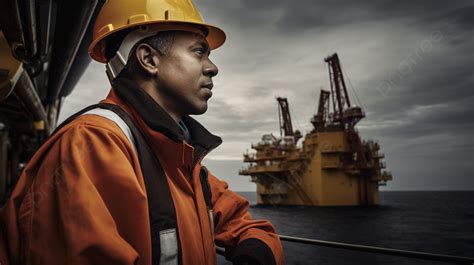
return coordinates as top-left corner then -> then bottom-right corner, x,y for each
40,113 -> 139,166
58,113 -> 128,136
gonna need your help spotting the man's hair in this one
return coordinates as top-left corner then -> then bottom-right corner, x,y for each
105,30 -> 177,79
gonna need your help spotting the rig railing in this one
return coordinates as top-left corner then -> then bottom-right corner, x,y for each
216,235 -> 474,264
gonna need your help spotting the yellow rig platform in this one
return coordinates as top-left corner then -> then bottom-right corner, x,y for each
239,54 -> 392,206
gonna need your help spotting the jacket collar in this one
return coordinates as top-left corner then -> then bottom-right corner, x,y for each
112,77 -> 222,156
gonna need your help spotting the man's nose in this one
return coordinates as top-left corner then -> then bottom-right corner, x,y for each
203,59 -> 218,78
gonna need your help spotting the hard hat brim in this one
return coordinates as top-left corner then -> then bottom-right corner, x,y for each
88,21 -> 226,64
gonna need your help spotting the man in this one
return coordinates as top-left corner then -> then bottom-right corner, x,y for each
0,0 -> 284,265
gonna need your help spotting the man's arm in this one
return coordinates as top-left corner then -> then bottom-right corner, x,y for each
208,172 -> 284,265
1,118 -> 149,265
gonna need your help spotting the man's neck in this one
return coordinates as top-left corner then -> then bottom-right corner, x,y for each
136,77 -> 182,123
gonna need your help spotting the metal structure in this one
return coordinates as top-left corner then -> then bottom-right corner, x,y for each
240,53 -> 392,206
310,90 -> 330,131
277,97 -> 294,137
0,0 -> 106,203
217,235 -> 474,264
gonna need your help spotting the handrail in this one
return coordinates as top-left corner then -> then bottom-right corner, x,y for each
216,235 -> 474,264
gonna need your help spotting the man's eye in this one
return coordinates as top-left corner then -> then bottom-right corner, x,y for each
194,48 -> 205,55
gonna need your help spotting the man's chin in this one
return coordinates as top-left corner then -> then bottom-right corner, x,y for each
189,104 -> 208,116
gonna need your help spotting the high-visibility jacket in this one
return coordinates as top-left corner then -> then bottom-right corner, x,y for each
0,77 -> 284,265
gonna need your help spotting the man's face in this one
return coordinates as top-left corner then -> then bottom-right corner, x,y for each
155,31 -> 218,118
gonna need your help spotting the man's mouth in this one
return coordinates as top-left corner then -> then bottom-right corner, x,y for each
202,83 -> 213,90
202,88 -> 213,99
201,83 -> 213,98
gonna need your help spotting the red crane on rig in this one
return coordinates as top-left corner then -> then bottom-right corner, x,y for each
277,97 -> 294,137
312,53 -> 368,170
276,97 -> 302,141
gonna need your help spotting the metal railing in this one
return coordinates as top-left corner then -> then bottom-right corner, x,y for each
216,235 -> 474,264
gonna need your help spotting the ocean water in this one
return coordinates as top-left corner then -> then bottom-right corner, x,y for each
217,191 -> 474,265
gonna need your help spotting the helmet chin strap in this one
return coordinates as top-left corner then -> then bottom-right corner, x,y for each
106,26 -> 158,83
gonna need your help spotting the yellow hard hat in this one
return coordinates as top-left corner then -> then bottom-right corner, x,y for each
88,0 -> 226,64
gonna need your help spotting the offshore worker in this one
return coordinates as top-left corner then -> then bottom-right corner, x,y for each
0,0 -> 284,265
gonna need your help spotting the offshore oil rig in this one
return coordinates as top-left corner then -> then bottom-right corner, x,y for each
240,53 -> 392,206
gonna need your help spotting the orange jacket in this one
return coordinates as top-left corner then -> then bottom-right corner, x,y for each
0,78 -> 284,265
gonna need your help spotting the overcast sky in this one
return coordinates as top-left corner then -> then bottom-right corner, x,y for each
59,0 -> 474,191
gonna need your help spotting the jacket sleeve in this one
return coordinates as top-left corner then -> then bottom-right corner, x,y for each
0,120 -> 150,265
208,172 -> 284,265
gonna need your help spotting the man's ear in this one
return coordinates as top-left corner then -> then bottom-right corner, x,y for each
135,43 -> 160,76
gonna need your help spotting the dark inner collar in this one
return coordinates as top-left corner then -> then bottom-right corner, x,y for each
113,77 -> 222,151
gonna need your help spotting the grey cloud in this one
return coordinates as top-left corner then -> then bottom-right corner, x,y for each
362,96 -> 474,139
245,86 -> 274,98
197,0 -> 473,34
197,97 -> 281,137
